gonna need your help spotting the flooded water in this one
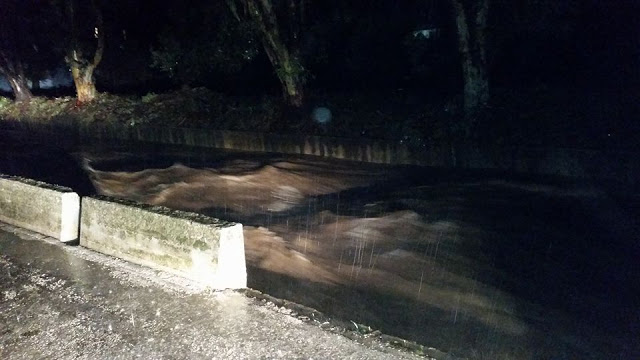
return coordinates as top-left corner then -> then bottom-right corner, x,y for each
2,141 -> 639,359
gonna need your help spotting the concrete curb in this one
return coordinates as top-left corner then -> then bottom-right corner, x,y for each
0,174 -> 247,290
80,196 -> 246,289
0,174 -> 79,242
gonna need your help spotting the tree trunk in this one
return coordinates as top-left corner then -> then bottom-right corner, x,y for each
263,40 -> 305,108
0,59 -> 33,102
65,0 -> 104,105
70,64 -> 97,103
7,74 -> 33,102
452,0 -> 490,118
31,76 -> 40,91
227,0 -> 305,108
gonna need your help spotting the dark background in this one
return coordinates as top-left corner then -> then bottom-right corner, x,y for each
0,0 -> 639,149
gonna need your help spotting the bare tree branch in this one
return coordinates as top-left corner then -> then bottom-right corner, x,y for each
90,0 -> 104,68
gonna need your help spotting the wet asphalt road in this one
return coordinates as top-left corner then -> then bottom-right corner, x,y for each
0,223 -> 424,360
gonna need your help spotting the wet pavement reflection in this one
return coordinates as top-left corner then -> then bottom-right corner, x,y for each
0,224 -> 420,360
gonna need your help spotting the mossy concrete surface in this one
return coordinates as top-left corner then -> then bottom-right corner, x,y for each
80,196 -> 246,289
0,175 -> 79,242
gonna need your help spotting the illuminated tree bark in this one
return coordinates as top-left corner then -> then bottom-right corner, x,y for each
452,0 -> 489,118
0,56 -> 33,102
227,0 -> 306,108
0,0 -> 33,102
65,0 -> 104,104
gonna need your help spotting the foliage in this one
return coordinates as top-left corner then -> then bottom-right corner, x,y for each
150,1 -> 259,86
0,96 -> 12,109
0,85 -> 638,152
0,0 -> 62,100
274,59 -> 307,84
403,27 -> 458,89
0,95 -> 74,120
141,92 -> 157,103
225,0 -> 310,107
150,36 -> 181,78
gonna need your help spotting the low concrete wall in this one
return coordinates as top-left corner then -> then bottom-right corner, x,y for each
80,196 -> 246,289
82,124 -> 640,184
83,125 -> 413,165
0,175 -> 79,242
2,121 -> 638,186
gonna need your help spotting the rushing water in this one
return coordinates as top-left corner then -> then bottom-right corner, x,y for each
2,141 -> 639,359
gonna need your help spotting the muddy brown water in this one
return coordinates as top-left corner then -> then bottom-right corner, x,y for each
1,141 -> 638,359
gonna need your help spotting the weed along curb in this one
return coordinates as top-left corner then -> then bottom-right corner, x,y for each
0,175 -> 80,242
80,196 -> 246,289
